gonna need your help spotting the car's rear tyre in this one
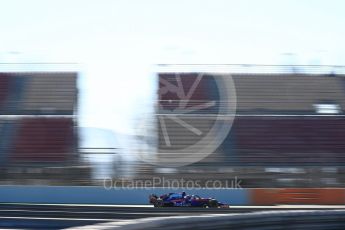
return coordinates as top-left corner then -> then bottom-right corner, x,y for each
154,199 -> 164,207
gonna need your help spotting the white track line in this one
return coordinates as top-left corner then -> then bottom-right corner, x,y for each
2,203 -> 345,209
0,203 -> 153,208
0,216 -> 121,221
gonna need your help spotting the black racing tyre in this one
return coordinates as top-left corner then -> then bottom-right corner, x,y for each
155,199 -> 164,207
208,199 -> 218,208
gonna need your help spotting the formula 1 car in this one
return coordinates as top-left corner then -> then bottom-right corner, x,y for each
149,192 -> 229,208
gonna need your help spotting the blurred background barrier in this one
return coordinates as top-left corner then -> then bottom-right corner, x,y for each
0,186 -> 249,205
251,188 -> 345,205
1,186 -> 345,205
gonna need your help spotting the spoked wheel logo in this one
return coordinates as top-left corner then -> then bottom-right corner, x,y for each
139,72 -> 236,167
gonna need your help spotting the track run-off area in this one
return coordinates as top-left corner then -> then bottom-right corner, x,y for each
0,204 -> 345,229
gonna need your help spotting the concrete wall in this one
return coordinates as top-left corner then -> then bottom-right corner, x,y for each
251,188 -> 345,205
0,186 -> 249,205
1,186 -> 345,205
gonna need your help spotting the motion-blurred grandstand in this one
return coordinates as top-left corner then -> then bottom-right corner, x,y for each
0,70 -> 90,185
135,64 -> 345,188
1,64 -> 345,187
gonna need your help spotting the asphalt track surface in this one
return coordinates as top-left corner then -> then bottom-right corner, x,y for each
1,204 -> 345,229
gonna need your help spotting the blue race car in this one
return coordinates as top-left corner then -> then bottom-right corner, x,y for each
149,192 -> 229,208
